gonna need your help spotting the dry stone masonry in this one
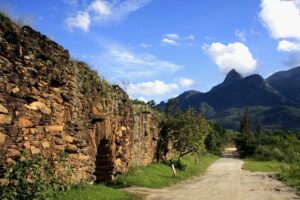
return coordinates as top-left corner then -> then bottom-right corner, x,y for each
0,14 -> 161,183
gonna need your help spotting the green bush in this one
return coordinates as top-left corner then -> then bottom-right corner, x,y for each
0,152 -> 72,200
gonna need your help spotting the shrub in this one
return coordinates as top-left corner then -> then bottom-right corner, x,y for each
0,152 -> 72,200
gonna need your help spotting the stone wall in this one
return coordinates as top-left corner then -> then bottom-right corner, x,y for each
0,14 -> 161,183
131,104 -> 160,165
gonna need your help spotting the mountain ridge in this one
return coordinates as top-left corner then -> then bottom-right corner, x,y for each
159,67 -> 300,130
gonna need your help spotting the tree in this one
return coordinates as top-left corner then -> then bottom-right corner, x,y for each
240,108 -> 252,139
147,100 -> 156,107
171,107 -> 210,162
255,119 -> 263,135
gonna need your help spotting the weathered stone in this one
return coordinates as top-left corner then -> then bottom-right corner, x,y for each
23,141 -> 31,149
12,87 -> 20,94
0,132 -> 7,146
66,144 -> 78,153
0,17 -> 163,185
54,138 -> 64,145
30,146 -> 41,154
0,104 -> 8,114
32,141 -> 40,147
115,158 -> 122,166
42,141 -> 50,149
54,145 -> 65,151
0,114 -> 12,124
18,118 -> 33,128
120,126 -> 127,131
25,101 -> 51,114
8,149 -> 20,157
44,125 -> 64,132
63,135 -> 73,143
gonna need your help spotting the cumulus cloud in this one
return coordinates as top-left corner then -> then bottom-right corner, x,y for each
278,40 -> 300,67
66,11 -> 90,32
98,45 -> 182,78
203,42 -> 257,75
179,77 -> 195,88
128,80 -> 178,96
278,40 -> 300,52
235,29 -> 246,42
66,0 -> 151,31
260,0 -> 300,40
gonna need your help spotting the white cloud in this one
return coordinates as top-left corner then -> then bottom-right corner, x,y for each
138,96 -> 147,102
128,80 -> 178,96
140,43 -> 152,48
165,33 -> 180,40
278,40 -> 300,52
162,33 -> 195,46
162,38 -> 180,46
66,11 -> 90,32
99,45 -> 182,78
277,40 -> 300,67
235,29 -> 246,42
66,0 -> 151,31
185,35 -> 195,40
179,78 -> 195,88
260,0 -> 300,40
89,0 -> 111,16
203,42 -> 257,75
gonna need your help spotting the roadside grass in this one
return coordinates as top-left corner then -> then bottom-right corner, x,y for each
243,159 -> 300,190
54,184 -> 142,200
110,153 -> 218,188
54,154 -> 218,199
243,159 -> 282,172
278,164 -> 300,190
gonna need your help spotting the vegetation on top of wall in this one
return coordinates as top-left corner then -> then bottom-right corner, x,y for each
0,3 -> 34,27
76,62 -> 111,95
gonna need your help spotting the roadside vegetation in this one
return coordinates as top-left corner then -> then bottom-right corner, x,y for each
54,184 -> 141,200
110,154 -> 218,188
236,108 -> 300,190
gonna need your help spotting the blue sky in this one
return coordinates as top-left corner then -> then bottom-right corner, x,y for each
2,0 -> 300,103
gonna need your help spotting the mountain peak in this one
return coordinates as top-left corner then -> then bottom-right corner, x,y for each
224,69 -> 243,83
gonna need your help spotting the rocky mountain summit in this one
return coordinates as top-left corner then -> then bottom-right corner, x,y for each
159,68 -> 300,130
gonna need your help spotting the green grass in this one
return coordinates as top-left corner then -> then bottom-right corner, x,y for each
54,184 -> 141,200
54,154 -> 218,199
243,159 -> 300,191
243,159 -> 283,172
111,154 -> 218,188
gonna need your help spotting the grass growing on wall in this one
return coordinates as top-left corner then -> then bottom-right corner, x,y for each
111,153 -> 218,188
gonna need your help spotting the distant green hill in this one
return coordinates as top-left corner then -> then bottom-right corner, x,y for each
158,67 -> 300,131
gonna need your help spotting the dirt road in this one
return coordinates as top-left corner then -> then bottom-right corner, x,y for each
126,150 -> 299,200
